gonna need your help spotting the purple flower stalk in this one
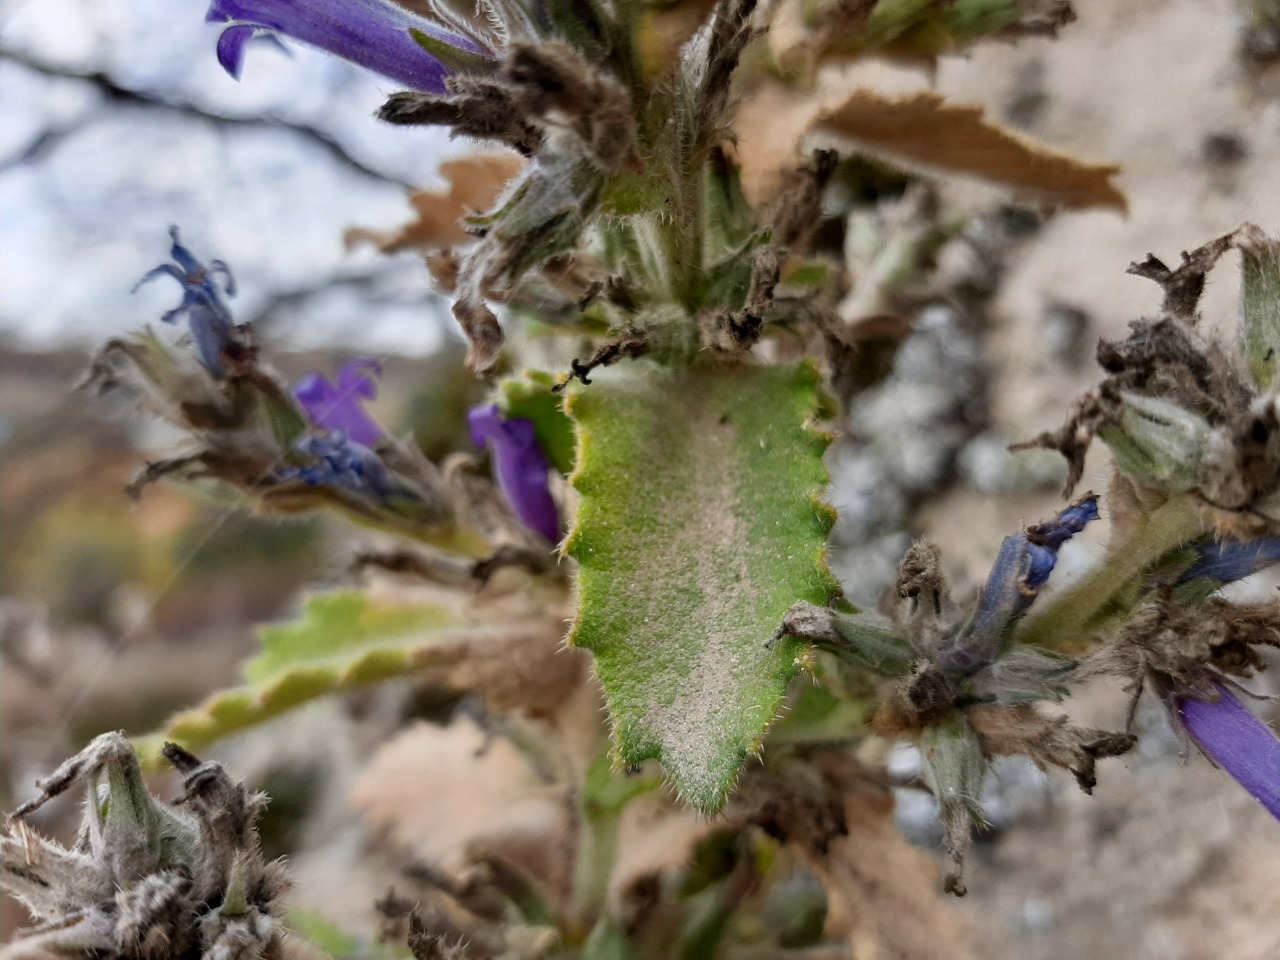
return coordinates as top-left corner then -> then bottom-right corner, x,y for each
206,0 -> 489,92
134,227 -> 237,376
294,359 -> 384,448
468,404 -> 559,543
1174,681 -> 1280,821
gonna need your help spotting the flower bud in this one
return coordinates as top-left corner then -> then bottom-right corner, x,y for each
1238,224 -> 1280,391
920,716 -> 987,896
1097,392 -> 1210,492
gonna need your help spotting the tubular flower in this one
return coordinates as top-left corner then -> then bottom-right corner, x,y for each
205,0 -> 491,92
1178,535 -> 1280,586
1173,681 -> 1280,821
133,226 -> 238,376
294,359 -> 383,448
468,404 -> 559,542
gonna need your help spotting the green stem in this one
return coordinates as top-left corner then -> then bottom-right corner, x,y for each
569,754 -> 662,934
570,803 -> 623,932
1015,494 -> 1206,651
663,160 -> 705,312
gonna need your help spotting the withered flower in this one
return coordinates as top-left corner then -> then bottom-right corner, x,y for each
2,735 -> 287,960
283,432 -> 396,498
777,495 -> 1133,894
133,226 -> 239,376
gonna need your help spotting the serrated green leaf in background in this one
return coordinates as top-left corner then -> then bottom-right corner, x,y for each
134,590 -> 466,763
563,361 -> 838,811
285,909 -> 355,960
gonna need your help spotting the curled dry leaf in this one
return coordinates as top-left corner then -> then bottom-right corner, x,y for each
817,782 -> 975,957
609,790 -> 716,897
814,90 -> 1126,211
345,154 -> 525,254
734,83 -> 1125,211
757,757 -> 967,960
731,755 -> 974,957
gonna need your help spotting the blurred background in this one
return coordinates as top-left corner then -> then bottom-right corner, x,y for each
4,1 -> 1280,957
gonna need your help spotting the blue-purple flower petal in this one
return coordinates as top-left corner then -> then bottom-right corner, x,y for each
337,358 -> 380,400
1026,496 -> 1100,554
134,227 -> 237,376
286,432 -> 394,497
204,0 -> 489,93
216,24 -> 256,78
293,359 -> 383,448
468,404 -> 559,543
1178,537 -> 1280,587
1176,682 -> 1280,821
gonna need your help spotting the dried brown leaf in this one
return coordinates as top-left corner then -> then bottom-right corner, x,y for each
818,789 -> 973,956
637,0 -> 719,80
351,718 -> 573,898
735,756 -> 974,957
814,89 -> 1126,210
610,791 -> 713,896
345,155 -> 524,254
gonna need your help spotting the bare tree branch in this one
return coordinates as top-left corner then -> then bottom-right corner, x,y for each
0,45 -> 415,186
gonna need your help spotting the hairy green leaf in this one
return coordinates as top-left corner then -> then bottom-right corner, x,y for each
564,361 -> 838,810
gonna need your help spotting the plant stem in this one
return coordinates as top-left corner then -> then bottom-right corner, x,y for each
1015,494 -> 1206,651
570,802 -> 623,933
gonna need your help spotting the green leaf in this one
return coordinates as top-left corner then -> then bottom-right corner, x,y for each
766,679 -> 874,747
564,361 -> 838,810
702,161 -> 758,269
285,909 -> 355,959
135,590 -> 469,762
497,370 -> 578,475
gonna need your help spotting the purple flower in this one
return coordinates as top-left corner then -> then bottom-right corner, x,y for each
294,359 -> 383,448
1178,536 -> 1280,587
134,226 -> 237,376
284,433 -> 394,497
941,495 -> 1099,670
468,404 -> 559,542
205,0 -> 489,93
1174,682 -> 1280,821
